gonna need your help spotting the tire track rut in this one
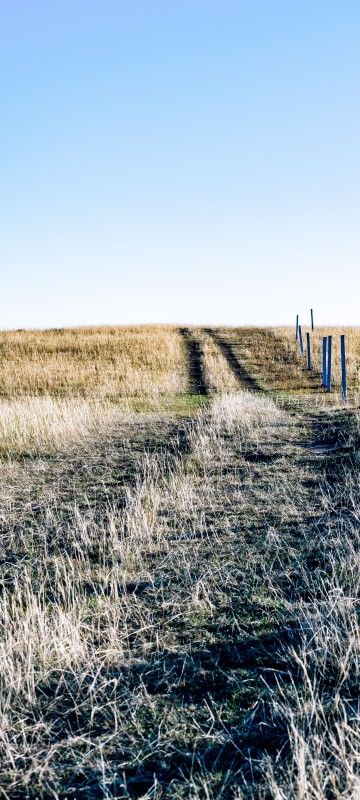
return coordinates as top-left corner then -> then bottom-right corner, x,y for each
179,328 -> 208,395
203,328 -> 263,392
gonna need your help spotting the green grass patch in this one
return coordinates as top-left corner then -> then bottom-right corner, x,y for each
115,392 -> 210,415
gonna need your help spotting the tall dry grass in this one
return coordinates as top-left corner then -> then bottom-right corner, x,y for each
1,324 -> 360,796
0,325 -> 188,398
0,387 -> 359,796
0,391 -> 291,797
263,489 -> 360,798
0,396 -> 125,457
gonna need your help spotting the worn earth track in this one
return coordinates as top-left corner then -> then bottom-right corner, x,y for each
179,327 -> 208,395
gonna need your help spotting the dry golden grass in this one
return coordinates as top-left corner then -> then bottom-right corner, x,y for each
1,325 -> 360,797
1,387 -> 358,797
0,325 -> 188,398
0,391 -> 294,798
208,326 -> 311,393
0,396 -> 125,457
273,325 -> 360,391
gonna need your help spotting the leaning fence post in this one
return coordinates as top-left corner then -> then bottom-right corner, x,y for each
299,325 -> 304,356
341,334 -> 347,401
327,335 -> 332,392
306,332 -> 312,369
310,309 -> 314,331
322,337 -> 327,386
296,315 -> 299,341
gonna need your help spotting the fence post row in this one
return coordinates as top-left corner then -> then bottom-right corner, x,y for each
298,325 -> 304,357
306,332 -> 312,369
341,334 -> 347,401
322,336 -> 327,387
326,335 -> 332,393
296,316 -> 346,399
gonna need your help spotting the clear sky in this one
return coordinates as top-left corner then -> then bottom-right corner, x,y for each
1,1 -> 360,328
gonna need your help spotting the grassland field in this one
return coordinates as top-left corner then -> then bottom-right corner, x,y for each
1,324 -> 360,799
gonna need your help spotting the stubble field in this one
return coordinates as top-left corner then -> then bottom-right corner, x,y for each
1,324 -> 360,799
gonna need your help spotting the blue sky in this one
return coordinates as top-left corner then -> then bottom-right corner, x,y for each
1,1 -> 360,327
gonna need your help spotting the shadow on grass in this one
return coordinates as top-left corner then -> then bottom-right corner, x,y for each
203,328 -> 264,393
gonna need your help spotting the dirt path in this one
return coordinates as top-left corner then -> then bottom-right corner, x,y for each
179,328 -> 208,395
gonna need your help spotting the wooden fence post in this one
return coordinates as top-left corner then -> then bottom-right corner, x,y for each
341,334 -> 347,401
327,335 -> 332,392
306,332 -> 312,369
296,315 -> 299,341
322,337 -> 327,386
299,325 -> 304,357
